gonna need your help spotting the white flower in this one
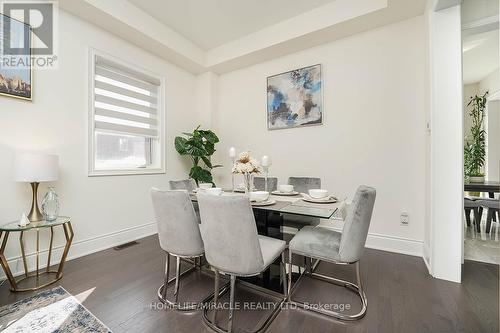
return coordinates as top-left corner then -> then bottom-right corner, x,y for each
239,151 -> 250,161
231,152 -> 261,174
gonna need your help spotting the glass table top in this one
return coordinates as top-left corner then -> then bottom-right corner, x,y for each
279,204 -> 337,219
191,192 -> 338,219
0,216 -> 70,231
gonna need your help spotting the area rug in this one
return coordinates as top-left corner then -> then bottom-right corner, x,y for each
0,286 -> 112,332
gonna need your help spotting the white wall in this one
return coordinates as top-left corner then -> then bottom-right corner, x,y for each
211,16 -> 427,255
0,10 -> 198,276
479,68 -> 500,94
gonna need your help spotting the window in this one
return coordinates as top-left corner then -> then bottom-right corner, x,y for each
89,49 -> 165,176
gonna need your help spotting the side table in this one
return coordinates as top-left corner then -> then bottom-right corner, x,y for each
0,216 -> 73,292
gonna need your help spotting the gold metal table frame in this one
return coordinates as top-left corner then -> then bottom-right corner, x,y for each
0,217 -> 73,292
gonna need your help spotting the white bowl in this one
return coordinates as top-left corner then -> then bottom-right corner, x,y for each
308,189 -> 329,199
199,183 -> 213,190
250,191 -> 269,202
206,187 -> 222,196
278,184 -> 294,193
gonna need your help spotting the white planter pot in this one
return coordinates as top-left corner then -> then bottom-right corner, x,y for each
469,176 -> 485,183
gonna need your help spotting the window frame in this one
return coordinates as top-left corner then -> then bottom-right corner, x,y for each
88,48 -> 166,176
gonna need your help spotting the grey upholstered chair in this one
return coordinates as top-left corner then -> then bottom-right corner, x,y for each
287,185 -> 376,320
477,198 -> 499,233
169,179 -> 197,192
283,177 -> 322,229
150,188 -> 205,310
170,179 -> 201,222
197,195 -> 287,333
464,197 -> 483,232
288,177 -> 321,194
253,176 -> 278,192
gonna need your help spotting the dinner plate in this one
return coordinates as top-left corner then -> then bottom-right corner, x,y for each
251,199 -> 276,206
271,190 -> 299,196
301,194 -> 338,204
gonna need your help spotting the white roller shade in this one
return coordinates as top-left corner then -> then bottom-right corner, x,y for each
93,55 -> 160,138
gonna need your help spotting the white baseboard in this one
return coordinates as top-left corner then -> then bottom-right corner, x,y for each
2,221 -> 425,281
283,224 -> 423,258
422,243 -> 432,273
1,222 -> 157,280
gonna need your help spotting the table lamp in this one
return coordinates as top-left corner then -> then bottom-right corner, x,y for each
14,153 -> 59,222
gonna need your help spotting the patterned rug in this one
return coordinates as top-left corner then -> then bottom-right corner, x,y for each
0,286 -> 112,332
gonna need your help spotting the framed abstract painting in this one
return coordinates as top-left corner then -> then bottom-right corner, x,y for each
0,13 -> 33,100
267,64 -> 322,130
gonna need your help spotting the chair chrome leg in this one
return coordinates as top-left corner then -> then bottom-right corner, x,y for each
174,256 -> 181,303
287,250 -> 293,299
162,253 -> 170,301
287,251 -> 368,321
157,253 -> 204,311
228,275 -> 236,333
281,252 -> 288,298
213,269 -> 220,324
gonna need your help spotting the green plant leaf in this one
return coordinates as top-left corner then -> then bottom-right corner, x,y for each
201,156 -> 212,168
205,142 -> 215,156
174,137 -> 188,155
201,130 -> 219,144
189,166 -> 213,183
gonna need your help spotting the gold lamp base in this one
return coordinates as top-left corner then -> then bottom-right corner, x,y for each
27,182 -> 44,222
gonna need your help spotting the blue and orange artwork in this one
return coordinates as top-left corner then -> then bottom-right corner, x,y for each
267,64 -> 322,130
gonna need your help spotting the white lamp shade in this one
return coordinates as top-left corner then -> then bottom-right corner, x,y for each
13,153 -> 59,182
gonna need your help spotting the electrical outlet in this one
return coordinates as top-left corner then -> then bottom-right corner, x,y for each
400,212 -> 409,226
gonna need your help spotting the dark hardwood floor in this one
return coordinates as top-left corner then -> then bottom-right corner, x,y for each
0,235 -> 498,333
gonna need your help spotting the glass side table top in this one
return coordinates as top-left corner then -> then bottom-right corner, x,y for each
0,216 -> 70,231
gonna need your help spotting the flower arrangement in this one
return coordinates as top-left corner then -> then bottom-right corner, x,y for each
231,152 -> 261,174
231,152 -> 261,193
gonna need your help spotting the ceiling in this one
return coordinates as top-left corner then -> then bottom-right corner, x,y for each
128,0 -> 337,50
59,0 -> 427,74
461,0 -> 499,85
463,29 -> 499,84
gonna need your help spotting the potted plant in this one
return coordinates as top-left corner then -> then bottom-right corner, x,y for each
174,126 -> 221,185
464,91 -> 488,183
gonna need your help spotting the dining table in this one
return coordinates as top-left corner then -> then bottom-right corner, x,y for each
464,180 -> 500,198
190,190 -> 342,293
464,180 -> 500,224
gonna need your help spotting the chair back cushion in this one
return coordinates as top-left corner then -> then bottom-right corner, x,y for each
254,177 -> 278,191
339,185 -> 376,263
288,177 -> 321,194
198,195 -> 264,275
151,188 -> 204,256
169,179 -> 197,192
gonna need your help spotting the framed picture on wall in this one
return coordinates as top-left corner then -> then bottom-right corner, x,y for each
0,13 -> 33,101
267,64 -> 322,130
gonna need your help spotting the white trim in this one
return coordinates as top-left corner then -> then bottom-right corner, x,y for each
87,47 -> 166,177
0,222 -> 157,280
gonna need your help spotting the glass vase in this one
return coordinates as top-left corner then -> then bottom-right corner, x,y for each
243,173 -> 254,195
41,187 -> 60,221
